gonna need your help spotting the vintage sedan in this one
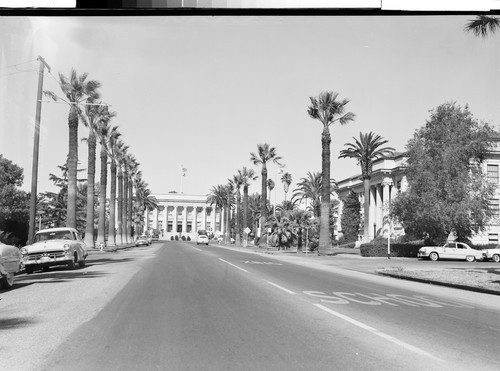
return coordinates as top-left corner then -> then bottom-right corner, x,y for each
21,227 -> 88,274
0,242 -> 21,289
483,247 -> 500,262
135,235 -> 150,247
418,242 -> 485,262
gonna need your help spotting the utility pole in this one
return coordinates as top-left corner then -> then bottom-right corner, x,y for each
28,56 -> 51,244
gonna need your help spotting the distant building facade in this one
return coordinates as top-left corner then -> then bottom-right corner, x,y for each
145,193 -> 224,241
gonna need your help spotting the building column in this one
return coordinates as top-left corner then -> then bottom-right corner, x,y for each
182,206 -> 187,234
369,185 -> 377,239
202,207 -> 207,231
376,184 -> 384,234
382,179 -> 393,237
162,203 -> 167,238
193,207 -> 198,232
173,206 -> 178,235
153,208 -> 159,230
211,207 -> 216,234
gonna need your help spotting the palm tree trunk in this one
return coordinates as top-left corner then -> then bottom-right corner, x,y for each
127,179 -> 133,241
84,132 -> 96,248
235,190 -> 241,245
318,127 -> 331,254
66,106 -> 79,228
243,186 -> 249,244
122,171 -> 129,244
96,147 -> 107,246
363,177 -> 371,241
259,165 -> 268,248
117,169 -> 124,245
108,161 -> 117,247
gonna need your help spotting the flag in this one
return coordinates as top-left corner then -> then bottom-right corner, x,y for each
182,167 -> 187,177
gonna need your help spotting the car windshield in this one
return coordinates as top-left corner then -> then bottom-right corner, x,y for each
34,231 -> 74,242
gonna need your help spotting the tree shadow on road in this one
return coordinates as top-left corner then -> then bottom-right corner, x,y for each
0,316 -> 37,330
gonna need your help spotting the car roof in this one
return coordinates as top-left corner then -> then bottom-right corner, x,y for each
36,227 -> 78,234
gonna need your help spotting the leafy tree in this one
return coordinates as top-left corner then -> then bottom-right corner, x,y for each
339,132 -> 394,240
44,69 -> 101,228
391,102 -> 495,243
250,143 -> 282,247
0,155 -> 29,245
307,91 -> 355,253
464,15 -> 500,37
341,190 -> 361,242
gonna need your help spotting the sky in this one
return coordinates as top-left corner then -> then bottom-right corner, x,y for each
1,14 -> 500,205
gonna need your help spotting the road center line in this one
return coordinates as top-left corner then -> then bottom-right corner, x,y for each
313,304 -> 442,361
218,258 -> 249,273
267,281 -> 296,295
191,246 -> 202,251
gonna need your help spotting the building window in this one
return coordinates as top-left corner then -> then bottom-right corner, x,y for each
489,199 -> 499,216
489,233 -> 498,244
487,164 -> 499,184
167,222 -> 173,232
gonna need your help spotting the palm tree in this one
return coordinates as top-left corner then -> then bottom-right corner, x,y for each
108,138 -> 125,247
239,167 -> 258,244
230,173 -> 243,245
275,199 -> 299,214
128,159 -> 140,241
248,193 -> 262,239
292,171 -> 335,218
308,91 -> 355,254
81,103 -> 116,248
95,121 -> 119,247
207,184 -> 227,239
250,144 -> 282,247
265,213 -> 296,251
44,69 -> 101,228
281,172 -> 293,201
338,131 -> 394,241
465,15 -> 500,37
116,143 -> 129,245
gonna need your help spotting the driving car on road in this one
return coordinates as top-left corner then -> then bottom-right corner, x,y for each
135,235 -> 150,247
483,247 -> 500,262
21,227 -> 88,274
196,235 -> 209,245
0,241 -> 21,289
418,242 -> 485,262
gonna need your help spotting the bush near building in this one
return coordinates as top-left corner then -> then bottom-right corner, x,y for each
360,238 -> 424,257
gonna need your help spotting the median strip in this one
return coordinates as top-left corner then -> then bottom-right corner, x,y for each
218,258 -> 249,273
313,304 -> 443,361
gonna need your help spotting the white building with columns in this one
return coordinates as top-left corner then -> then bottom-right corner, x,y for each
145,193 -> 224,241
336,152 -> 408,241
337,138 -> 500,245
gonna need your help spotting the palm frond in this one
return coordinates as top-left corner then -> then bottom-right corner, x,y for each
465,15 -> 500,37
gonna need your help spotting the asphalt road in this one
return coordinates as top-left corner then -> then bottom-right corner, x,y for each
36,241 -> 500,371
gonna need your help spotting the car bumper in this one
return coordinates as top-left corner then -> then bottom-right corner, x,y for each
23,254 -> 73,267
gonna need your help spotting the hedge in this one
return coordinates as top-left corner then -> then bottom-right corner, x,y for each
360,239 -> 424,257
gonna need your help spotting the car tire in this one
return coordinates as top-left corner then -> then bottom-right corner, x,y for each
465,255 -> 476,262
493,254 -> 500,263
206,243 -> 208,246
429,252 -> 439,261
79,258 -> 86,268
0,273 -> 14,290
25,266 -> 34,274
67,255 -> 76,270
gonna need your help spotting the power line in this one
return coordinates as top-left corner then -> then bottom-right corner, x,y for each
0,59 -> 37,70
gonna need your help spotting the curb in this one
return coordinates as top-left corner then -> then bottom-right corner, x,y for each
378,271 -> 500,296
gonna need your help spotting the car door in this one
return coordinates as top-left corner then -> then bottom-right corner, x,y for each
442,242 -> 457,259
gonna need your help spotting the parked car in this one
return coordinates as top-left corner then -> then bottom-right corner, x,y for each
135,235 -> 150,247
21,227 -> 88,274
0,242 -> 21,289
139,234 -> 152,244
418,242 -> 485,262
151,234 -> 159,242
483,247 -> 500,262
197,235 -> 209,245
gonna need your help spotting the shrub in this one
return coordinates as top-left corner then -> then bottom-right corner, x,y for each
187,236 -> 191,241
174,235 -> 179,241
360,238 -> 424,257
170,236 -> 174,240
181,236 -> 186,241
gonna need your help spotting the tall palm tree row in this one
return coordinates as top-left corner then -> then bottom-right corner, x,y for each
230,173 -> 243,245
107,138 -> 125,247
207,184 -> 228,239
307,91 -> 355,254
250,143 -> 282,247
44,69 -> 101,229
338,131 -> 394,240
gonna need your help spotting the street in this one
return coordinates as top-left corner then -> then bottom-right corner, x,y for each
2,241 -> 500,370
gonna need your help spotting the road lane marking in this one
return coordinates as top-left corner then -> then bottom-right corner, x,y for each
267,281 -> 296,295
191,246 -> 202,251
219,258 -> 248,273
243,260 -> 283,265
313,304 -> 443,361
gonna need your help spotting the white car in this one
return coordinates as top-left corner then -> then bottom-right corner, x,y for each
0,242 -> 21,289
21,227 -> 88,274
418,242 -> 485,262
196,235 -> 209,245
483,248 -> 500,262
